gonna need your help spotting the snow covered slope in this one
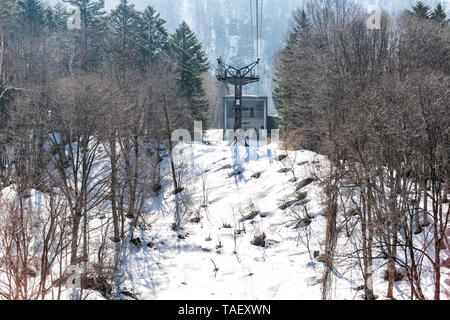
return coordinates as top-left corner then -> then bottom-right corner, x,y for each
119,130 -> 448,300
120,130 -> 330,299
1,130 -> 447,300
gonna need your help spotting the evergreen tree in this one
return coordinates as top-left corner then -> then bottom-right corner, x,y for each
410,1 -> 431,19
274,7 -> 310,133
137,6 -> 169,64
285,8 -> 310,52
431,3 -> 447,24
294,8 -> 310,32
45,7 -> 57,32
170,22 -> 209,126
272,84 -> 290,132
109,0 -> 139,37
17,0 -> 45,35
108,0 -> 140,71
64,0 -> 106,70
45,3 -> 69,32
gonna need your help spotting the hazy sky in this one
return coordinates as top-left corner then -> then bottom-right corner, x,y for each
44,1 -> 450,24
112,0 -> 449,31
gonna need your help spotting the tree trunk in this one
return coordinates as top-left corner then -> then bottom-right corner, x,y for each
110,134 -> 120,242
70,213 -> 82,264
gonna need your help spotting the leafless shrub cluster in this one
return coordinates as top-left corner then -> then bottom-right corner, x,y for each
0,193 -> 71,299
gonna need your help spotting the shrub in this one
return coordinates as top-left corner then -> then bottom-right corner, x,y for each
251,233 -> 266,247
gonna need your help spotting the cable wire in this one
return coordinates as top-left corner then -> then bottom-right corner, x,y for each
107,19 -> 204,75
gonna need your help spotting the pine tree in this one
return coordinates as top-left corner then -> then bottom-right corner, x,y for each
170,22 -> 209,126
431,3 -> 447,24
45,3 -> 69,32
109,0 -> 139,37
410,1 -> 431,19
137,6 -> 169,64
45,7 -> 57,32
64,0 -> 106,70
294,8 -> 310,32
17,0 -> 45,35
285,8 -> 310,52
108,0 -> 140,71
272,84 -> 290,132
274,7 -> 310,133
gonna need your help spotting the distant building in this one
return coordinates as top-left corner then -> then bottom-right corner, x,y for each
222,95 -> 277,139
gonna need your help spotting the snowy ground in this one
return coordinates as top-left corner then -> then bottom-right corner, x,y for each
1,130 -> 448,300
118,130 -> 449,300
120,131 -> 328,299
